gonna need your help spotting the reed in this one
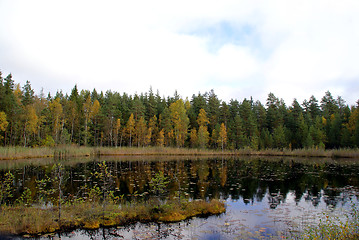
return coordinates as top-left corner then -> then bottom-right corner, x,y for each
1,146 -> 359,161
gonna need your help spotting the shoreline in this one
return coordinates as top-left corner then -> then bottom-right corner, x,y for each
1,146 -> 359,161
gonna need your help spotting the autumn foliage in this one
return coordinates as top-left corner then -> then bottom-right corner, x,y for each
0,72 -> 359,150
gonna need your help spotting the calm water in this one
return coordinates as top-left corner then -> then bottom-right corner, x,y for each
1,156 -> 359,239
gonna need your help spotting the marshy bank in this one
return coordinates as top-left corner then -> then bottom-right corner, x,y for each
0,199 -> 225,237
1,146 -> 359,161
1,156 -> 359,239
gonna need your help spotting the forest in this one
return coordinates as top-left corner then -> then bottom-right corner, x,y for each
0,72 -> 358,150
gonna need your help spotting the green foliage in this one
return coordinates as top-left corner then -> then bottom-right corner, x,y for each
0,171 -> 14,205
36,175 -> 56,203
149,171 -> 170,199
41,135 -> 55,147
1,71 -> 359,150
92,161 -> 114,202
16,187 -> 32,206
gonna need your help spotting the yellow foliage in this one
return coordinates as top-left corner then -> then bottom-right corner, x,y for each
0,111 -> 9,132
83,220 -> 100,229
24,105 -> 39,135
91,99 -> 101,118
157,129 -> 165,147
348,108 -> 359,133
198,125 -> 209,148
197,108 -> 209,127
169,99 -> 189,147
190,128 -> 198,147
218,123 -> 227,150
322,116 -> 327,126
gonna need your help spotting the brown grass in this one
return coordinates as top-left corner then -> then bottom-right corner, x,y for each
1,146 -> 359,161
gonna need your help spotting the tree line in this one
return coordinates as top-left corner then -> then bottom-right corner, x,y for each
0,72 -> 358,149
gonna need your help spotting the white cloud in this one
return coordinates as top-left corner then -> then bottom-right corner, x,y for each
0,0 -> 359,105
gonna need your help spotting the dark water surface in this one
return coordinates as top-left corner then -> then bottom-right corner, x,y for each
1,156 -> 359,239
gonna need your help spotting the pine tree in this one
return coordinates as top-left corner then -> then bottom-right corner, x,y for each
272,125 -> 287,149
207,89 -> 220,133
21,80 -> 34,106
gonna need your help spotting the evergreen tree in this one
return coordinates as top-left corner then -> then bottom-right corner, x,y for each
1,71 -> 359,150
321,91 -> 338,118
308,95 -> 321,120
21,80 -> 34,106
207,89 -> 220,133
272,125 -> 287,149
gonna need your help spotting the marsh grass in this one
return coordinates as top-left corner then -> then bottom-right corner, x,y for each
297,203 -> 359,240
1,146 -> 359,161
0,146 -> 93,160
0,199 -> 225,236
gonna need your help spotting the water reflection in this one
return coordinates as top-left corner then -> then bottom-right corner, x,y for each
1,156 -> 358,209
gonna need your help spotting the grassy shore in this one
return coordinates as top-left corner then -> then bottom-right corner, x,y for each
300,203 -> 359,240
0,199 -> 225,237
0,146 -> 359,160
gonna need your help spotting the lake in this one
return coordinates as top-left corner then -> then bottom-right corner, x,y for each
1,156 -> 359,239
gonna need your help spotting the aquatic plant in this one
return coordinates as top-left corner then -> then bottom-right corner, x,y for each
301,202 -> 359,240
149,171 -> 170,199
0,171 -> 14,206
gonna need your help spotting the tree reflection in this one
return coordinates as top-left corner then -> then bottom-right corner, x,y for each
1,157 -> 359,210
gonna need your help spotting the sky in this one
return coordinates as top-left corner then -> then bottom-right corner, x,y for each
0,0 -> 359,106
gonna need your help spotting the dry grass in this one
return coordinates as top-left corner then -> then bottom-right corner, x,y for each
301,203 -> 359,240
1,146 -> 359,161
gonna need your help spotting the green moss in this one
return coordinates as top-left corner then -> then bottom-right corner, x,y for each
0,199 -> 226,237
83,220 -> 100,230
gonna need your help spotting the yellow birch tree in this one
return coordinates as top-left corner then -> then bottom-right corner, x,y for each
197,108 -> 210,148
190,128 -> 198,148
49,98 -> 63,143
0,112 -> 9,142
126,113 -> 135,147
169,99 -> 189,147
157,129 -> 165,147
218,123 -> 227,151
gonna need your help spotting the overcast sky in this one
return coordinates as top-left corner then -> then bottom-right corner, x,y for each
0,0 -> 358,106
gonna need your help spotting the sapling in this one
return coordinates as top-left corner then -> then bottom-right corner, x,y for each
149,171 -> 169,211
